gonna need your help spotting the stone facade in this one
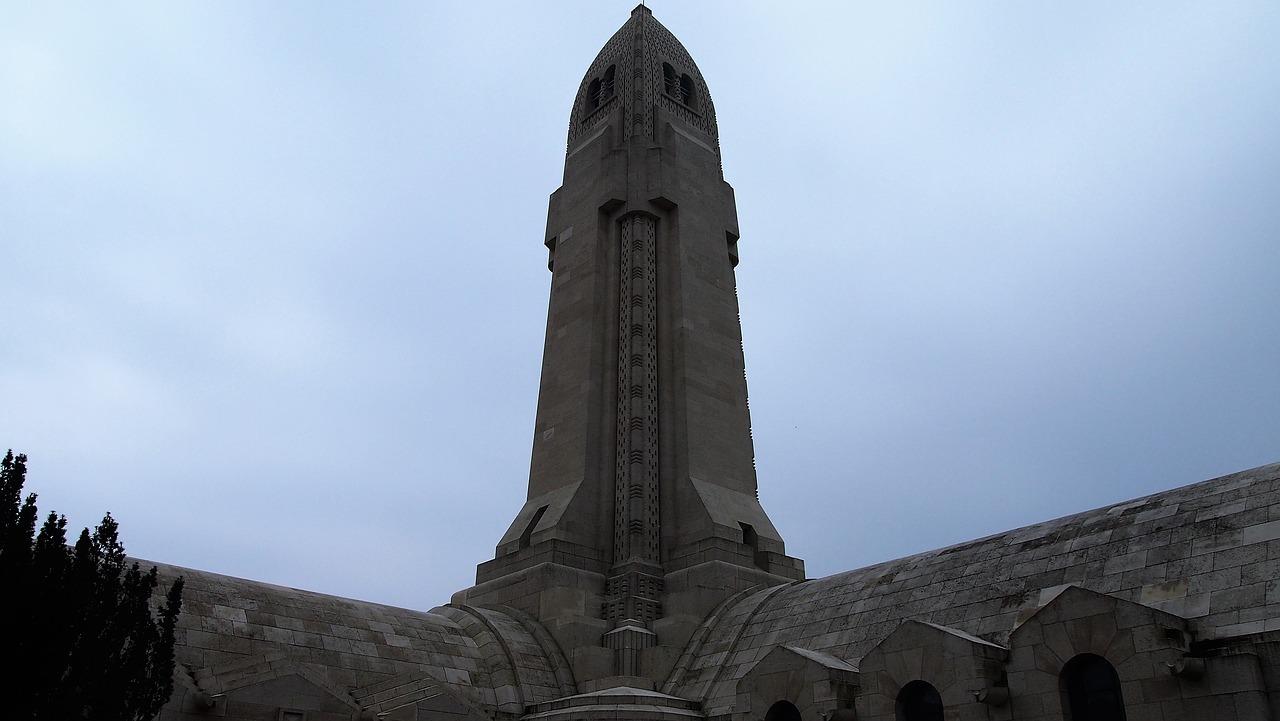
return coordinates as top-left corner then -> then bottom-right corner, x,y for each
676,462 -> 1280,720
157,462 -> 1280,720
454,3 -> 803,689
150,6 -> 1280,721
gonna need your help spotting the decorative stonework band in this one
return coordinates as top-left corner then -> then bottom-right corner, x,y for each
612,214 -> 660,570
606,214 -> 663,629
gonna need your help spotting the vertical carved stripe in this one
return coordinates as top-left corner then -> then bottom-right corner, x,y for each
640,218 -> 660,563
613,215 -> 660,568
614,218 -> 635,565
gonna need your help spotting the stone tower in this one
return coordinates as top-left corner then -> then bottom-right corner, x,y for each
142,6 -> 1280,719
454,5 -> 803,688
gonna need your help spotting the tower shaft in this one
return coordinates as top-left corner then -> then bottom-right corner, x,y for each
456,5 -> 802,687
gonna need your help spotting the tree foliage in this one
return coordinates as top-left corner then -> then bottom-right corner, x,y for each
1,450 -> 184,721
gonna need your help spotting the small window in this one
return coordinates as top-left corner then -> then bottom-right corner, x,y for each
680,73 -> 696,108
1061,654 -> 1126,721
585,65 -> 616,112
661,62 -> 697,108
587,79 -> 602,110
896,680 -> 943,721
279,711 -> 306,721
601,65 -> 615,101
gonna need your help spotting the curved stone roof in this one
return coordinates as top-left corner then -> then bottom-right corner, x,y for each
567,4 -> 719,156
152,562 -> 572,716
675,461 -> 1280,715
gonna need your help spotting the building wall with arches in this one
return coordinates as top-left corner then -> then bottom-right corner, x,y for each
853,620 -> 1008,721
150,438 -> 1280,721
731,584 -> 1277,721
138,5 -> 1280,718
689,463 -> 1280,721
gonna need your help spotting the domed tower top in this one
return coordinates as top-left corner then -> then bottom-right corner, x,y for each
567,4 -> 720,162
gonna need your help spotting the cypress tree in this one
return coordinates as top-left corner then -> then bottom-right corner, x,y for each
0,450 -> 183,721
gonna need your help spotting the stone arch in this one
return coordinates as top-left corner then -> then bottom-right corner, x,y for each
585,64 -> 616,112
1060,653 -> 1126,721
737,645 -> 858,721
433,604 -> 574,713
894,680 -> 943,721
765,699 -> 802,721
602,65 -> 615,101
854,619 -> 1007,720
1006,586 -> 1188,721
679,72 -> 696,108
661,61 -> 697,107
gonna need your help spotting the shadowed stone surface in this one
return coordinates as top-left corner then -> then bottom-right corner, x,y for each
677,462 -> 1280,718
153,563 -> 570,720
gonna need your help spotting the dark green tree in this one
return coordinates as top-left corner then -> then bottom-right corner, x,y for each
1,450 -> 184,721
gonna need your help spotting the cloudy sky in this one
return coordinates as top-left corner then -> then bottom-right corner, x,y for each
3,2 -> 1278,611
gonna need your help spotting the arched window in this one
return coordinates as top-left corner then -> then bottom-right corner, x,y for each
764,700 -> 802,721
585,65 -> 616,111
895,680 -> 943,721
587,78 -> 602,110
1061,654 -> 1126,721
601,65 -> 615,101
661,62 -> 698,108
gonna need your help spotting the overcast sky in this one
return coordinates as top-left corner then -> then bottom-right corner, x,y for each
3,2 -> 1278,611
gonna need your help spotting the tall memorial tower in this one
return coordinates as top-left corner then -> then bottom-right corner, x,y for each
133,6 -> 1280,719
455,5 -> 804,688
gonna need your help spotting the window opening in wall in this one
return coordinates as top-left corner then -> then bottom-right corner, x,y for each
680,73 -> 695,108
587,79 -> 602,110
279,711 -> 306,721
519,505 -> 549,549
601,65 -> 615,102
1061,653 -> 1127,721
661,62 -> 697,108
586,65 -> 617,112
740,522 -> 758,551
764,700 -> 802,721
895,680 -> 943,721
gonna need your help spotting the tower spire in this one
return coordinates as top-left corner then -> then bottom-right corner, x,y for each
455,8 -> 803,688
